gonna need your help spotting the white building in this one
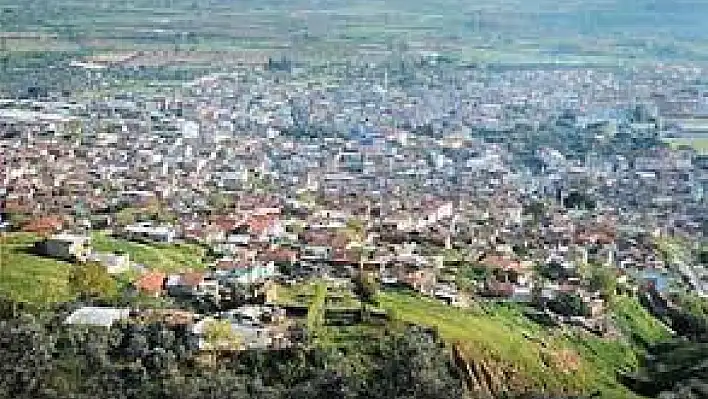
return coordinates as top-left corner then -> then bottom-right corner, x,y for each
124,223 -> 176,243
40,233 -> 91,262
88,252 -> 131,274
64,307 -> 130,328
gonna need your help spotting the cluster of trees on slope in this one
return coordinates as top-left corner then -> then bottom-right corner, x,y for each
0,298 -> 612,399
626,292 -> 708,398
0,310 -> 466,399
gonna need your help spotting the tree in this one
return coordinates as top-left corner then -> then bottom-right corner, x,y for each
5,211 -> 29,230
353,272 -> 379,324
363,326 -> 465,399
208,193 -> 234,212
625,340 -> 708,398
306,283 -> 328,346
531,272 -> 547,308
588,265 -> 617,302
548,293 -> 589,317
353,272 -> 378,306
70,261 -> 118,300
115,207 -> 137,227
0,315 -> 55,399
562,191 -> 596,211
203,319 -> 241,363
523,201 -> 546,223
698,248 -> 708,265
536,260 -> 576,281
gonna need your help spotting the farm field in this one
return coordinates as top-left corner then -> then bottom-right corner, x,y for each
2,0 -> 708,68
663,137 -> 708,154
90,232 -> 207,273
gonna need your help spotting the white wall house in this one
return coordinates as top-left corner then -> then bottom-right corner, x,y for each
41,233 -> 92,262
124,223 -> 176,243
88,252 -> 131,274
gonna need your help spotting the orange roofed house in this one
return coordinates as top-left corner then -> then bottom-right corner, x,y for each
165,272 -> 220,299
135,272 -> 167,297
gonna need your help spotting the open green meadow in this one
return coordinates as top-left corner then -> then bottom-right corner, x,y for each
2,0 -> 708,72
663,138 -> 708,154
0,233 -> 75,305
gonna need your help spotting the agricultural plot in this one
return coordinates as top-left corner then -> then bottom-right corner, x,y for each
90,233 -> 207,273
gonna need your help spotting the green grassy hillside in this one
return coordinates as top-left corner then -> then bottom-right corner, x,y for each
378,290 -> 667,398
0,233 -> 75,305
0,232 -> 207,306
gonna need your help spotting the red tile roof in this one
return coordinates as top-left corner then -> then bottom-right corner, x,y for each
259,248 -> 298,263
209,215 -> 240,232
245,215 -> 277,236
216,259 -> 250,271
21,215 -> 64,236
481,255 -> 523,271
179,272 -> 205,287
135,272 -> 166,295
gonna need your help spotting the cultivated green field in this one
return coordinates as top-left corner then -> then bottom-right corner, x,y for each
1,0 -> 708,67
91,232 -> 207,273
663,138 -> 708,154
275,279 -> 362,308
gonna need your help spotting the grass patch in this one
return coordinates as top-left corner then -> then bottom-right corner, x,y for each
663,138 -> 708,154
0,233 -> 75,305
611,296 -> 672,346
90,233 -> 206,273
275,279 -> 361,308
377,290 -> 646,398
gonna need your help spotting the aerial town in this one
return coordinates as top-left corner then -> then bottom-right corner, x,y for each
1,50 -> 708,398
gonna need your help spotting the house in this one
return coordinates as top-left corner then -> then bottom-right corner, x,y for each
215,260 -> 277,285
434,283 -> 466,306
234,262 -> 277,284
64,307 -> 130,328
387,258 -> 437,295
213,258 -> 251,279
483,281 -> 515,298
21,215 -> 64,236
223,305 -> 287,326
244,215 -> 286,241
183,225 -> 226,244
300,245 -> 331,261
403,268 -> 436,295
191,310 -> 287,351
37,233 -> 91,262
88,252 -> 130,274
135,271 -> 166,297
134,308 -> 195,327
258,247 -> 299,265
124,223 -> 176,243
166,272 -> 220,298
481,255 -> 532,285
586,298 -> 605,318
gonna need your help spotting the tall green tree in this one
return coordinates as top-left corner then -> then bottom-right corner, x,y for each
588,264 -> 617,303
70,261 -> 118,300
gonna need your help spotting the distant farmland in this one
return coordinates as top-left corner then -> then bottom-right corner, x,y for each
1,0 -> 708,66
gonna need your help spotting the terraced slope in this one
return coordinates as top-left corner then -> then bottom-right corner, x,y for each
378,290 -> 667,398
